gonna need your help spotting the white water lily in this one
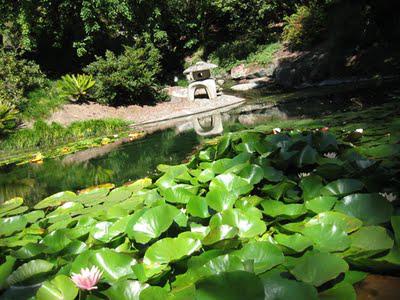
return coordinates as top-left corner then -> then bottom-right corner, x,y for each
71,266 -> 103,291
379,192 -> 397,202
273,128 -> 281,134
355,128 -> 364,133
323,152 -> 337,159
298,172 -> 311,178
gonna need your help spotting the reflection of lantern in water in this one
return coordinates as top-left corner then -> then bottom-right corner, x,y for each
192,113 -> 223,136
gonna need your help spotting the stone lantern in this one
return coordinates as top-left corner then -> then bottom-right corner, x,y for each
183,61 -> 218,101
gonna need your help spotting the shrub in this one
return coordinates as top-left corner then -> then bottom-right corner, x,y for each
0,50 -> 47,108
84,43 -> 166,105
282,4 -> 327,50
208,38 -> 258,71
57,74 -> 95,102
0,101 -> 20,137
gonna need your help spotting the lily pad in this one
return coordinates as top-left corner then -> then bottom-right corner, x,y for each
290,251 -> 349,287
334,193 -> 393,225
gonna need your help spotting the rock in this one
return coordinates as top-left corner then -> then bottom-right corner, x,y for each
230,64 -> 270,80
217,79 -> 225,86
230,77 -> 271,91
163,86 -> 187,102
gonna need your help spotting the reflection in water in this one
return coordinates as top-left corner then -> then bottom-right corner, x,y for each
192,113 -> 223,136
0,130 -> 200,206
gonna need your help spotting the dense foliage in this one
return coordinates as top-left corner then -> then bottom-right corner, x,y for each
0,102 -> 19,137
0,51 -> 46,108
0,128 -> 399,299
84,44 -> 165,105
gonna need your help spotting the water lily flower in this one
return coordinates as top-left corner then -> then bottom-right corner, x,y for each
323,152 -> 337,159
321,127 -> 329,132
272,128 -> 281,134
355,128 -> 364,133
379,192 -> 397,202
298,172 -> 311,178
71,266 -> 103,291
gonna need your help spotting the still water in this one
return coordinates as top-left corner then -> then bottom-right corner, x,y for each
0,83 -> 397,205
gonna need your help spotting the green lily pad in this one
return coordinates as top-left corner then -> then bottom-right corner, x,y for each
260,269 -> 318,300
0,256 -> 16,289
233,241 -> 284,274
334,193 -> 393,225
126,204 -> 181,244
306,211 -> 363,233
34,191 -> 77,209
319,282 -> 356,300
103,280 -> 148,300
0,215 -> 28,237
302,223 -> 351,252
274,233 -> 313,252
194,271 -> 265,300
305,196 -> 337,213
290,250 -> 349,287
261,200 -> 307,219
321,179 -> 364,196
71,248 -> 137,283
206,173 -> 252,212
0,197 -> 23,214
144,236 -> 201,265
36,275 -> 78,300
7,259 -> 54,286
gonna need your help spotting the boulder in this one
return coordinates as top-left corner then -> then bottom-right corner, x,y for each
230,64 -> 271,80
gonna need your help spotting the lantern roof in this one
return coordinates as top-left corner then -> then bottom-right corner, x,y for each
183,61 -> 217,74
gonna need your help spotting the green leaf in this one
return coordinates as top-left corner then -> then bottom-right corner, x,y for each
71,249 -> 136,283
91,221 -> 123,243
334,193 -> 393,225
321,179 -> 364,196
34,191 -> 76,209
260,269 -> 318,300
306,211 -> 362,233
391,216 -> 400,245
103,280 -> 148,300
194,271 -> 265,300
139,286 -> 168,300
346,226 -> 393,257
206,173 -> 252,212
36,275 -> 78,300
7,260 -> 54,286
216,133 -> 232,157
319,282 -> 356,300
262,166 -> 284,182
144,236 -> 201,265
197,169 -> 215,183
238,164 -> 264,185
126,204 -> 181,244
0,215 -> 28,237
160,184 -> 198,204
296,145 -> 317,167
262,180 -> 296,200
299,175 -> 323,201
42,229 -> 72,253
232,241 -> 284,274
0,197 -> 23,214
261,200 -> 307,219
274,233 -> 313,252
0,256 -> 16,289
290,251 -> 349,287
305,196 -> 337,213
187,196 -> 209,218
210,208 -> 266,238
302,223 -> 351,252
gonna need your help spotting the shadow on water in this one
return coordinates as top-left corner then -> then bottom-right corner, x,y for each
0,81 -> 398,205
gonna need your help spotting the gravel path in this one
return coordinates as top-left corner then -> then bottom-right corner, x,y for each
47,95 -> 245,126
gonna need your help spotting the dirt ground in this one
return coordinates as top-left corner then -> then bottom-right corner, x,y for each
47,95 -> 245,126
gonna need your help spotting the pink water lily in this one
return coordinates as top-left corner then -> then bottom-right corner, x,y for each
71,266 -> 103,291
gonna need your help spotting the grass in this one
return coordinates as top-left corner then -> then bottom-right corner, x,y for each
20,82 -> 67,121
0,118 -> 130,152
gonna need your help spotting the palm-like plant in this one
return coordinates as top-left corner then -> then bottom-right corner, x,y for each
0,101 -> 19,136
58,74 -> 95,102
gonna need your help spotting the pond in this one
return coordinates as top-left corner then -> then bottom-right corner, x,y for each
0,81 -> 397,206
